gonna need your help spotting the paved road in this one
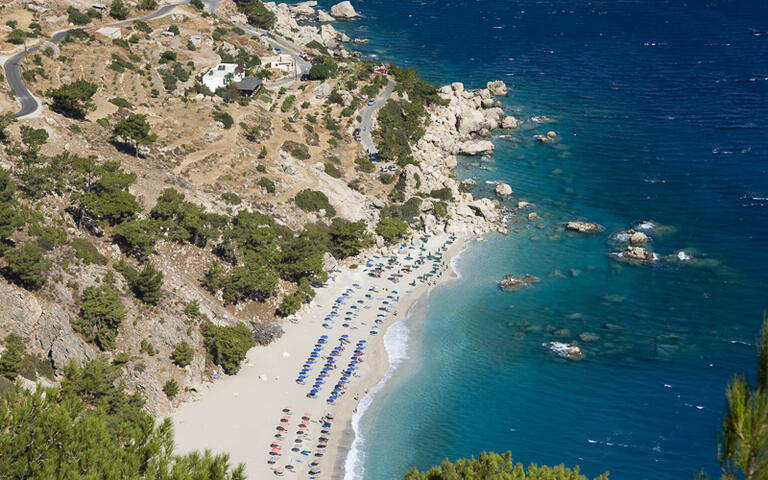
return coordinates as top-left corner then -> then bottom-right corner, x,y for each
232,23 -> 311,89
358,77 -> 396,154
3,1 -> 190,118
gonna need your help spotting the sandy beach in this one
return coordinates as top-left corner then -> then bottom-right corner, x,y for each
171,233 -> 468,479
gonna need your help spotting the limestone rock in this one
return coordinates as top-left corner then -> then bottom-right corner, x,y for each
566,221 -> 601,233
330,1 -> 359,18
468,198 -> 500,223
457,140 -> 494,155
322,252 -> 337,271
459,178 -> 477,193
487,80 -> 508,96
517,201 -> 531,209
502,116 -> 519,129
630,231 -> 648,244
624,246 -> 655,262
317,9 -> 335,22
528,212 -> 539,220
499,274 -> 540,291
290,1 -> 316,17
495,182 -> 513,198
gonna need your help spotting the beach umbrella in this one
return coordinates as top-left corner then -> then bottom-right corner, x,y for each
270,441 -> 281,448
317,444 -> 327,449
310,469 -> 321,475
275,467 -> 285,476
294,438 -> 303,443
268,456 -> 278,464
286,464 -> 295,471
276,426 -> 286,431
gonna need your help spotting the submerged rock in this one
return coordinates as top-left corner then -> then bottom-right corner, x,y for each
499,274 -> 541,291
578,332 -> 600,343
623,246 -> 656,262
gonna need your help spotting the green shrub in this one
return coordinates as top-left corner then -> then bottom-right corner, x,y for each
130,263 -> 163,305
376,217 -> 409,244
354,157 -> 375,173
379,173 -> 396,184
71,238 -> 108,265
163,379 -> 179,397
184,300 -> 201,317
277,292 -> 302,317
202,322 -> 254,374
75,284 -> 127,351
291,148 -> 310,160
233,0 -> 276,29
67,7 -> 92,25
109,97 -> 133,109
0,334 -> 26,380
2,244 -> 50,290
167,25 -> 180,35
159,51 -> 177,64
221,192 -> 241,205
113,352 -> 130,365
429,187 -> 454,201
433,200 -> 448,219
280,95 -> 296,112
258,177 -> 275,193
134,21 -> 152,33
294,189 -> 335,216
171,341 -> 194,367
212,111 -> 234,129
140,338 -> 156,356
324,162 -> 342,179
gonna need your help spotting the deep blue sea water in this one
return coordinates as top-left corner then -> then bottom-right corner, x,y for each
316,1 -> 768,478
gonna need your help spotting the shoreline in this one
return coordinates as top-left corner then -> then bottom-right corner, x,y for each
331,236 -> 471,480
171,233 -> 473,479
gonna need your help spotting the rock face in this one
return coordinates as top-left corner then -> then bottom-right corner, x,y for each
0,282 -> 96,371
330,1 -> 359,18
487,80 -> 508,96
566,221 -> 601,233
495,182 -> 513,198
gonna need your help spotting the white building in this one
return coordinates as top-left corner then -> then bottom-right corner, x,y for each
201,63 -> 245,91
263,54 -> 295,73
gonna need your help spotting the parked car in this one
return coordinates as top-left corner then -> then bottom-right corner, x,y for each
260,33 -> 269,37
354,128 -> 361,136
300,74 -> 310,81
367,98 -> 376,106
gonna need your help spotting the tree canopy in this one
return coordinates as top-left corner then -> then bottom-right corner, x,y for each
112,114 -> 157,156
46,79 -> 98,118
233,0 -> 276,28
401,451 -> 608,480
0,358 -> 246,479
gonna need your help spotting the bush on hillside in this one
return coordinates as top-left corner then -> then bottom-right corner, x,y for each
202,322 -> 254,374
294,189 -> 335,217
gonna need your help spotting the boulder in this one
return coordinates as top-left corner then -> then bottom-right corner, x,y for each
630,231 -> 648,244
499,274 -> 540,291
495,182 -> 513,198
517,201 -> 531,209
487,80 -> 508,96
459,178 -> 477,193
468,198 -> 500,223
527,212 -> 539,220
330,1 -> 359,18
457,140 -> 494,155
625,246 -> 655,262
322,252 -> 338,271
566,221 -> 601,233
290,1 -> 316,17
502,116 -> 519,129
317,9 -> 335,22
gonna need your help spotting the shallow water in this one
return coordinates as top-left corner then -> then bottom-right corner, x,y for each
320,0 -> 768,478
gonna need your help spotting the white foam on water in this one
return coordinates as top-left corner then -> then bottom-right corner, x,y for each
636,221 -> 655,230
677,251 -> 692,261
343,308 -> 413,480
344,240 -> 469,480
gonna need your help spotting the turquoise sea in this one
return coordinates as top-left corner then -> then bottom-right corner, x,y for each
317,1 -> 768,478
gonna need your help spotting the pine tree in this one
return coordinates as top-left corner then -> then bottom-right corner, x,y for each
0,334 -> 26,379
131,263 -> 163,304
718,313 -> 768,480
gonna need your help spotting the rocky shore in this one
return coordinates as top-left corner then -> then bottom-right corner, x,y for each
396,81 -> 520,236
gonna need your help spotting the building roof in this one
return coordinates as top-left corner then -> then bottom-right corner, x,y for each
205,63 -> 243,79
235,77 -> 263,91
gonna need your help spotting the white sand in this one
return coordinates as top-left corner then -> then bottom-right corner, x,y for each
171,233 -> 466,479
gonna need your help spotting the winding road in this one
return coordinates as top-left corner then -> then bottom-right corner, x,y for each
1,0 -> 312,118
358,77 -> 396,154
